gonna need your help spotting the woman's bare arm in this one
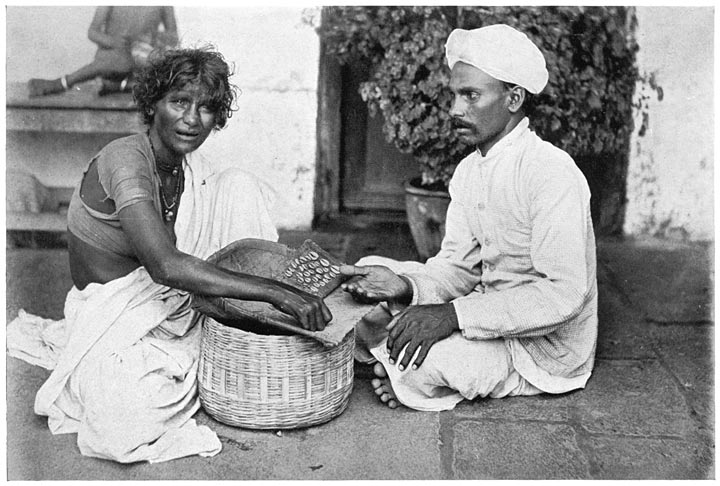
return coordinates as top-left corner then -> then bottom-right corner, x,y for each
119,200 -> 332,330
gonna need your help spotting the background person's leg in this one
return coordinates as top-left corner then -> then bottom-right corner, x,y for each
28,48 -> 134,97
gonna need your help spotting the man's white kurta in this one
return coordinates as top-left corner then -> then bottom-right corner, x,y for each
402,117 -> 598,394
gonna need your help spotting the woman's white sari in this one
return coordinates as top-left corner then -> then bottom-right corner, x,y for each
7,151 -> 278,463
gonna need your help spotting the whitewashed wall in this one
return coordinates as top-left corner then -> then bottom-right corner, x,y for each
625,7 -> 714,241
7,6 -> 715,239
5,6 -> 321,230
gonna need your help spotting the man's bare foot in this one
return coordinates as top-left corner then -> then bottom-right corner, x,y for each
28,78 -> 65,97
371,362 -> 399,409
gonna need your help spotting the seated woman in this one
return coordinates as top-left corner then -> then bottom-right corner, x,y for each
9,46 -> 332,463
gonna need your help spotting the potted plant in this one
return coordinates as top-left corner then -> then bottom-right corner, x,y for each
318,6 -> 649,258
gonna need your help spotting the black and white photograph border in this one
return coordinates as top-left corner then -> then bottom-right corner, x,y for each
4,1 -> 716,481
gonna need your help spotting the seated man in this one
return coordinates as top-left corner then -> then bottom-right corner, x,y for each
340,24 -> 597,411
28,6 -> 178,97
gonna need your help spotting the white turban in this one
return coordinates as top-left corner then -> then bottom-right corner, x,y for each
445,24 -> 549,94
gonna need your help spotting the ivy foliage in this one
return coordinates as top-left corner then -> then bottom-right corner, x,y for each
318,6 -> 641,188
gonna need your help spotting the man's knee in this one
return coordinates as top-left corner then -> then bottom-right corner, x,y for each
418,335 -> 514,400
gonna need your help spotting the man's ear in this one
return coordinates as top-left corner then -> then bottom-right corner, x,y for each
507,86 -> 526,114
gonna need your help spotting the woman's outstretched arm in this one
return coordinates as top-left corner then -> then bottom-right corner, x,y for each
119,200 -> 332,331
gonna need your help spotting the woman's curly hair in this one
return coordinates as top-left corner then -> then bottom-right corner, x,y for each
133,46 -> 237,130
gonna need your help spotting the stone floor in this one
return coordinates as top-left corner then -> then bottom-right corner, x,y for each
5,223 -> 715,479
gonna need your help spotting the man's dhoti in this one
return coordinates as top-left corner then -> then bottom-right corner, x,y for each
7,154 -> 279,463
354,256 -> 543,412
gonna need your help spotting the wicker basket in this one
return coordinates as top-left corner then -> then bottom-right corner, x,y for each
199,315 -> 355,430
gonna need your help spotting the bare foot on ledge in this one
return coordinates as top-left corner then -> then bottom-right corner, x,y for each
28,78 -> 65,97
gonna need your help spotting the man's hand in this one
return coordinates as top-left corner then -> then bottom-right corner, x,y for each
387,304 -> 459,371
339,264 -> 412,304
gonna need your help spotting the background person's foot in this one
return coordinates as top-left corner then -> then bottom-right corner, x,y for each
98,77 -> 133,97
371,362 -> 399,409
28,78 -> 64,97
98,79 -> 122,96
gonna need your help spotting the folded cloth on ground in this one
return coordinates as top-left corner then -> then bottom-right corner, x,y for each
7,309 -> 68,370
192,239 -> 374,346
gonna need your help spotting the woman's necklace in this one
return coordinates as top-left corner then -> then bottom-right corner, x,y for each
148,134 -> 183,222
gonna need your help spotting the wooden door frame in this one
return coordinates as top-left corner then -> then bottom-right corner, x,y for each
313,36 -> 343,225
312,37 -> 413,226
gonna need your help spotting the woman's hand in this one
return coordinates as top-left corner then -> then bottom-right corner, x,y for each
339,264 -> 412,304
271,284 -> 333,332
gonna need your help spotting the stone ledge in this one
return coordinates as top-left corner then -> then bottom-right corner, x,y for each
7,81 -> 142,134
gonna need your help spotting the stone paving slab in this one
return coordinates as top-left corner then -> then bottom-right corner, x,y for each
452,420 -> 591,479
650,323 -> 715,424
597,239 -> 713,323
578,434 -> 714,479
192,378 -> 442,480
192,379 -> 443,480
573,359 -> 696,437
452,392 -> 576,423
596,277 -> 657,360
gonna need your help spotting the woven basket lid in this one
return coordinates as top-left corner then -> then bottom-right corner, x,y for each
192,238 -> 374,347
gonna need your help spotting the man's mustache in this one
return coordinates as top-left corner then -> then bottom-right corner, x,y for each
451,119 -> 474,130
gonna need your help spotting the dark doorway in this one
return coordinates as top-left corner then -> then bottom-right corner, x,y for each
313,42 -> 421,224
338,60 -> 419,214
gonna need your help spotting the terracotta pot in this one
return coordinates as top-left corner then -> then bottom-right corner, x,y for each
404,177 -> 450,261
